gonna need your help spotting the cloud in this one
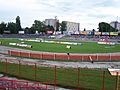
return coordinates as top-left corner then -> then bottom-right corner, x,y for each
0,0 -> 120,30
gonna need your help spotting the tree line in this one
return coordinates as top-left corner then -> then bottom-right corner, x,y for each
98,22 -> 118,32
0,16 -> 22,34
0,16 -> 118,34
0,16 -> 67,34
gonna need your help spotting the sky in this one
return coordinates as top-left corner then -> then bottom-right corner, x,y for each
0,0 -> 120,30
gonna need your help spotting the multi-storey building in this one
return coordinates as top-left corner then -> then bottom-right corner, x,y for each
64,21 -> 80,34
44,19 -> 58,31
110,21 -> 120,33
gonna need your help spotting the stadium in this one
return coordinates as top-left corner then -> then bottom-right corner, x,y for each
1,0 -> 120,89
0,34 -> 120,90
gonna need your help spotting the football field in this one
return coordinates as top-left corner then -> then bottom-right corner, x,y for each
0,38 -> 120,53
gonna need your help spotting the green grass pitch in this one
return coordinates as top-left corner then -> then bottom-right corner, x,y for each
0,38 -> 120,53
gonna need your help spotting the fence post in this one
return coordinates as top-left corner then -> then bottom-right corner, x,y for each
54,54 -> 56,60
18,60 -> 21,76
97,54 -> 98,61
68,54 -> 70,60
34,63 -> 37,81
110,53 -> 111,61
11,79 -> 14,88
29,52 -> 31,58
5,59 -> 8,77
54,65 -> 56,90
41,53 -> 43,59
9,50 -> 11,55
46,84 -> 48,90
102,71 -> 105,90
39,53 -> 41,59
82,55 -> 83,61
78,67 -> 80,87
19,51 -> 21,57
115,72 -> 119,90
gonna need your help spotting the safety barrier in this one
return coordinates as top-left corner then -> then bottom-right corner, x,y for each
8,50 -> 120,61
0,57 -> 119,90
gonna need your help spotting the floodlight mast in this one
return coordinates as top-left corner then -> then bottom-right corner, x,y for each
54,16 -> 57,35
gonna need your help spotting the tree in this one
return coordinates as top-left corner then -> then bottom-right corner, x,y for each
60,21 -> 66,34
16,16 -> 22,33
98,22 -> 117,32
7,22 -> 16,34
47,25 -> 54,31
50,26 -> 54,31
83,28 -> 86,31
29,27 -> 36,34
32,20 -> 46,33
92,29 -> 95,32
24,27 -> 30,34
0,22 -> 7,34
56,21 -> 60,31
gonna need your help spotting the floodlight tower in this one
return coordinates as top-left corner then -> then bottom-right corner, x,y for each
54,16 -> 57,35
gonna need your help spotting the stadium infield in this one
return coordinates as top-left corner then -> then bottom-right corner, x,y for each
0,38 -> 120,54
0,38 -> 120,90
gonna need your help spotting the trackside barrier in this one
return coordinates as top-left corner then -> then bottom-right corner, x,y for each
0,57 -> 120,90
8,50 -> 120,61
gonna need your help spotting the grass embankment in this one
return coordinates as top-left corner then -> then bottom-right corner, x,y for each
0,61 -> 119,90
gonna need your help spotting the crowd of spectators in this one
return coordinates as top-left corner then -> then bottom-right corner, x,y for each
60,35 -> 120,42
0,34 -> 120,43
0,34 -> 47,38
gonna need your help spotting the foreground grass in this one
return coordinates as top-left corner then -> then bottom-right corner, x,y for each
0,61 -> 119,90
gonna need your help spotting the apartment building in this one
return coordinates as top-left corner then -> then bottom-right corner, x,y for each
110,21 -> 120,33
44,19 -> 58,31
64,21 -> 80,34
